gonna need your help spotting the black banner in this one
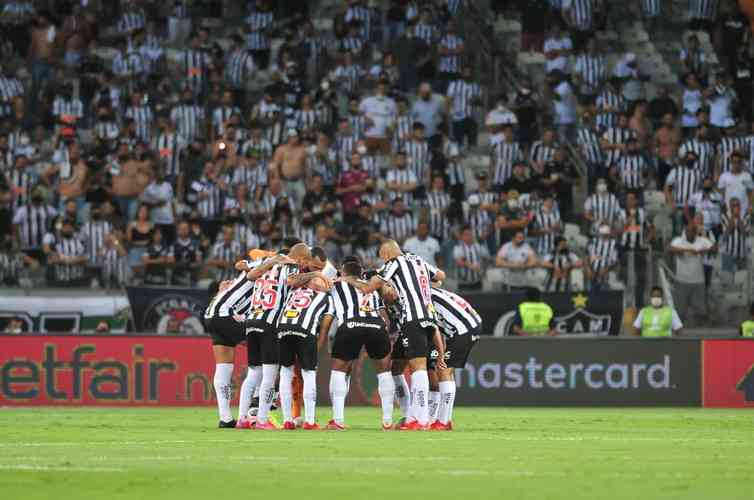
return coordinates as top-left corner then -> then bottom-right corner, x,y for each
126,286 -> 209,335
455,338 -> 702,406
464,291 -> 624,336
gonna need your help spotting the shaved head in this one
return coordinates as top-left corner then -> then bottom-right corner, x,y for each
379,240 -> 402,261
289,243 -> 312,264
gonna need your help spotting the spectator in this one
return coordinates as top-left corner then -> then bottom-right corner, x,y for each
380,197 -> 416,245
404,221 -> 441,267
573,38 -> 607,104
453,225 -> 489,291
410,82 -> 445,143
585,223 -> 618,291
686,175 -> 723,234
715,121 -> 746,176
495,230 -> 537,289
446,65 -> 482,148
143,226 -> 170,285
540,146 -> 578,220
613,52 -> 646,104
99,232 -> 128,288
653,112 -> 681,186
632,287 -> 683,337
705,74 -> 737,131
12,187 -> 56,262
531,193 -> 562,256
619,191 -> 653,307
48,219 -> 88,287
337,152 -> 372,225
679,124 -> 715,177
666,151 -> 702,234
511,287 -> 556,336
688,0 -> 719,33
668,222 -> 714,326
680,34 -> 707,80
584,178 -> 622,235
519,0 -> 549,52
543,22 -> 572,75
542,236 -> 582,292
208,224 -> 242,281
167,220 -> 202,286
720,197 -> 749,275
141,166 -> 175,244
385,150 -> 417,205
426,175 -> 453,241
126,203 -> 153,276
436,19 -> 464,91
359,79 -> 397,156
491,126 -> 524,189
717,151 -> 753,216
548,70 -> 578,143
600,111 -> 635,170
648,86 -> 679,127
79,203 -> 113,269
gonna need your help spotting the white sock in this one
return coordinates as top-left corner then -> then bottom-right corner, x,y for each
238,366 -> 262,419
279,365 -> 294,424
302,369 -> 317,425
345,374 -> 351,394
428,390 -> 440,423
329,370 -> 347,424
438,380 -> 457,425
377,372 -> 395,425
256,364 -> 279,424
393,374 -> 410,419
410,370 -> 429,425
213,363 -> 234,422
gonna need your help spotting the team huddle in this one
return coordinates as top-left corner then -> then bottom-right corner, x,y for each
204,239 -> 481,431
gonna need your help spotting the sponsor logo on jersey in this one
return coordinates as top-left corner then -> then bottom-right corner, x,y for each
346,321 -> 382,329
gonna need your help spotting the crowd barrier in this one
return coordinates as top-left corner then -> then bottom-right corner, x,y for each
1,335 -> 752,408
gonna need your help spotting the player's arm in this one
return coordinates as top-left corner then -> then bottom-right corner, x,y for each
432,327 -> 447,370
318,314 -> 334,351
340,274 -> 382,294
246,254 -> 295,280
287,271 -> 332,290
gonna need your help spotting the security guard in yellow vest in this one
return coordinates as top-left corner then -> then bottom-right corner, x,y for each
512,288 -> 556,336
632,287 -> 683,337
739,303 -> 754,337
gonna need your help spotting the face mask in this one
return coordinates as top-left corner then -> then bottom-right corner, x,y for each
357,145 -> 368,155
599,228 -> 610,237
508,200 -> 519,209
596,184 -> 607,194
651,297 -> 663,308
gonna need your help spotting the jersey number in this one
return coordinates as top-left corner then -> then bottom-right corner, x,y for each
284,289 -> 313,318
251,278 -> 279,310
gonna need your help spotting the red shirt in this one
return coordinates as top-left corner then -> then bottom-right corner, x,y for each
338,168 -> 370,212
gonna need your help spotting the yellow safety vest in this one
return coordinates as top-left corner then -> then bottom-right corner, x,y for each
640,306 -> 673,337
741,320 -> 754,338
518,302 -> 554,335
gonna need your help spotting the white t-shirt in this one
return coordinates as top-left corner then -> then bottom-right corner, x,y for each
323,260 -> 338,279
709,88 -> 736,128
359,95 -> 397,138
718,171 -> 754,214
670,234 -> 713,284
681,89 -> 703,128
403,236 -> 441,267
544,36 -> 572,73
553,81 -> 577,125
141,181 -> 174,225
633,307 -> 683,330
496,242 -> 533,264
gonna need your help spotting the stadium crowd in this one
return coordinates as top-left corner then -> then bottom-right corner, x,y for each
0,0 -> 752,326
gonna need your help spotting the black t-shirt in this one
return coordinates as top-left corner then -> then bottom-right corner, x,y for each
303,190 -> 338,222
721,14 -> 749,51
518,0 -> 549,32
734,57 -> 754,86
501,176 -> 533,196
145,243 -> 170,285
542,161 -> 578,198
648,97 -> 679,122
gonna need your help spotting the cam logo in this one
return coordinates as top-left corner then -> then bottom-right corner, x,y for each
555,309 -> 611,336
144,294 -> 206,335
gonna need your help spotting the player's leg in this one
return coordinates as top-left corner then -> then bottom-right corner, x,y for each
278,336 -> 297,429
255,326 -> 281,429
237,324 -> 263,427
391,335 -> 410,426
402,323 -> 431,429
299,334 -> 319,429
209,317 -> 242,428
436,368 -> 456,429
291,361 -> 303,426
327,326 -> 360,429
366,326 -> 395,430
439,332 -> 478,430
428,367 -> 441,425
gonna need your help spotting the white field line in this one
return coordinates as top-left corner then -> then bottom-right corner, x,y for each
0,464 -> 124,472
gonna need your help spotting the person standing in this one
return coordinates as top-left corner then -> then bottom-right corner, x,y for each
632,287 -> 683,337
668,222 -> 713,326
739,303 -> 754,337
511,288 -> 556,336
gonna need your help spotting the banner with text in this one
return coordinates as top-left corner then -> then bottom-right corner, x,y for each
453,338 -> 701,406
464,291 -> 624,336
126,286 -> 209,335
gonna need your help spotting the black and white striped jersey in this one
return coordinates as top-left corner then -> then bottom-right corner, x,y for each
721,212 -> 750,259
54,237 -> 87,282
247,262 -> 299,325
79,220 -> 113,264
566,0 -> 594,30
377,253 -> 440,325
438,34 -> 464,74
212,106 -> 240,137
584,193 -> 622,233
277,287 -> 334,336
124,105 -> 154,142
574,53 -> 606,95
447,80 -> 481,121
602,126 -> 635,167
95,120 -> 120,141
534,207 -> 561,255
345,4 -> 372,40
430,287 -> 481,337
619,207 -> 649,249
330,281 -> 384,328
689,0 -> 718,20
226,49 -> 255,89
0,76 -> 24,117
678,138 -> 715,177
426,190 -> 452,240
246,10 -> 274,49
380,212 -> 417,244
7,167 -> 33,210
204,259 -> 262,319
154,132 -> 185,178
452,241 -> 487,285
716,136 -> 747,174
617,154 -> 647,189
595,89 -> 624,131
101,247 -> 128,286
577,126 -> 604,165
641,0 -> 661,16
196,176 -> 223,220
491,140 -> 523,185
211,240 -> 243,281
405,139 -> 429,182
12,204 -> 57,249
386,168 -> 417,205
665,166 -> 701,205
170,104 -> 204,141
529,140 -> 557,167
587,237 -> 619,272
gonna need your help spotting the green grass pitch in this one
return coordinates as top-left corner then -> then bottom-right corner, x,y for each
1,407 -> 753,500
